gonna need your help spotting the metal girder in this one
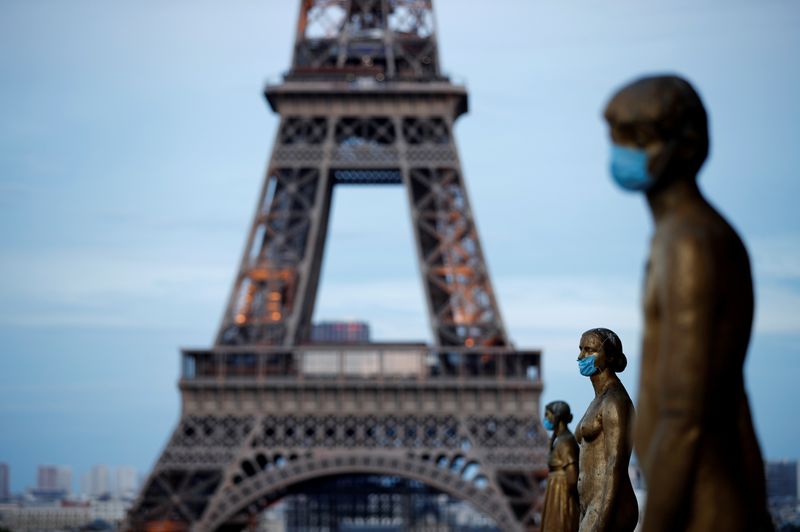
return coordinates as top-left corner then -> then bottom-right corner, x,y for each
292,0 -> 441,80
128,410 -> 547,532
405,165 -> 508,346
216,108 -> 509,348
216,164 -> 333,347
128,1 -> 546,530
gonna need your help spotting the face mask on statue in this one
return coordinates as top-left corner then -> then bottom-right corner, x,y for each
610,144 -> 654,191
543,418 -> 555,431
578,355 -> 600,377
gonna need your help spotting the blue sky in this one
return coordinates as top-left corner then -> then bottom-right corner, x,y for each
1,0 -> 798,492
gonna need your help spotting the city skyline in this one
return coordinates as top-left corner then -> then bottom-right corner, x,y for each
0,463 -> 141,498
1,0 -> 799,495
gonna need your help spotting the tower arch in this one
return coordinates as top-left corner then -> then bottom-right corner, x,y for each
198,452 -> 518,531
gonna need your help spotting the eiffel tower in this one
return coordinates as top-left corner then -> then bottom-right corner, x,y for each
127,1 -> 547,530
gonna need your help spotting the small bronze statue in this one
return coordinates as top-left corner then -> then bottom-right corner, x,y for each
604,75 -> 773,531
541,401 -> 580,532
575,328 -> 638,532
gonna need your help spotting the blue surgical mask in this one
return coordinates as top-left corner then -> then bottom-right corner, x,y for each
610,144 -> 654,191
578,355 -> 599,377
543,418 -> 554,431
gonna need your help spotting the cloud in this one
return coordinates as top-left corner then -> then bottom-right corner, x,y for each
312,273 -> 643,371
3,235 -> 796,342
0,250 -> 231,328
314,279 -> 431,341
750,234 -> 800,280
754,283 -> 800,334
498,275 -> 641,334
315,269 -> 800,374
747,234 -> 800,334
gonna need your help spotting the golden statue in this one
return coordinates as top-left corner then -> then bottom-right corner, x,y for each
541,400 -> 580,532
604,75 -> 773,532
575,328 -> 638,532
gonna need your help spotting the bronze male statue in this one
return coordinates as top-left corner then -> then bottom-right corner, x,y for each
541,400 -> 580,532
604,75 -> 773,531
575,328 -> 638,532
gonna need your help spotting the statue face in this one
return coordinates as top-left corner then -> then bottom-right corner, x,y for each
545,408 -> 556,425
578,332 -> 607,373
609,119 -> 660,151
605,76 -> 709,187
608,118 -> 672,188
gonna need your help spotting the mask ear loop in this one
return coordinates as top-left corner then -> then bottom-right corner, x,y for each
599,332 -> 617,349
647,138 -> 679,183
597,332 -> 620,370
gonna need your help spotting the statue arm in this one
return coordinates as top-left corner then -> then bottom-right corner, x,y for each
598,398 -> 630,532
566,461 -> 578,488
567,438 -> 580,488
558,438 -> 579,488
579,400 -> 627,532
642,234 -> 713,532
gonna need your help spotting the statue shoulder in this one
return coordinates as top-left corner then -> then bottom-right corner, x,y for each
658,201 -> 745,256
554,432 -> 579,464
601,383 -> 635,424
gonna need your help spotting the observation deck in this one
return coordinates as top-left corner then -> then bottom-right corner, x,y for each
181,344 -> 541,385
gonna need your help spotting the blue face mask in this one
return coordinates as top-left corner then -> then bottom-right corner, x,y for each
543,418 -> 554,431
578,355 -> 599,377
610,144 -> 654,191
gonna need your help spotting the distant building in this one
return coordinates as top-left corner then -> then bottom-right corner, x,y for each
37,466 -> 58,491
115,466 -> 138,499
90,497 -> 130,524
766,460 -> 798,501
88,465 -> 110,497
0,498 -> 133,531
56,467 -> 72,495
311,321 -> 370,343
0,463 -> 9,500
80,472 -> 90,497
0,504 -> 90,531
36,466 -> 71,495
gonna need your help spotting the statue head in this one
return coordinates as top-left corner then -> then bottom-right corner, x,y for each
579,327 -> 628,375
604,75 -> 709,192
545,400 -> 573,429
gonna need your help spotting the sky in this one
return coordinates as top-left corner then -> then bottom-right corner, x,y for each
1,0 -> 798,493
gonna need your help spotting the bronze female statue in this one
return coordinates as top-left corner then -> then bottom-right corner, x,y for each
541,400 -> 579,532
575,328 -> 638,532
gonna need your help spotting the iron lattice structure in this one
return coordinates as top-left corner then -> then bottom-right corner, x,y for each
127,1 -> 547,530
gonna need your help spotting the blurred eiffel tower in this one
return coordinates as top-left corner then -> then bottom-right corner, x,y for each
126,1 -> 546,530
